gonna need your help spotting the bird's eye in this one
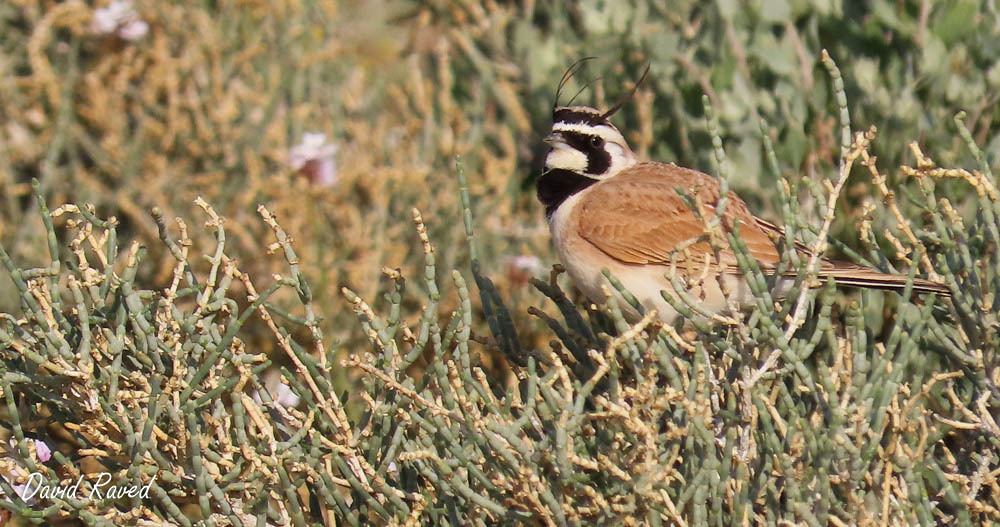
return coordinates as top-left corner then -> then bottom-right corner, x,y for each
589,136 -> 604,148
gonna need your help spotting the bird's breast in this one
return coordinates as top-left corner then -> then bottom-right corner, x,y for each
537,169 -> 599,219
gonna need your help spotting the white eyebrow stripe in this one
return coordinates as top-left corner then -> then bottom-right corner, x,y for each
552,122 -> 607,134
552,122 -> 627,144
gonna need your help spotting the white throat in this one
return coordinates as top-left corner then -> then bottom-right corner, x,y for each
544,147 -> 588,173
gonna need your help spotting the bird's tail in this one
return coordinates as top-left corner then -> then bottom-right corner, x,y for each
812,262 -> 951,297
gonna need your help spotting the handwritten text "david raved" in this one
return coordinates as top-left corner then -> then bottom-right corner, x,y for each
21,473 -> 156,501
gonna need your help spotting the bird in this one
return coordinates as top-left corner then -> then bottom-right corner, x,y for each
537,68 -> 950,325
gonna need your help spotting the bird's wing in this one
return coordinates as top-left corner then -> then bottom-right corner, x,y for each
576,163 -> 781,270
575,163 -> 950,295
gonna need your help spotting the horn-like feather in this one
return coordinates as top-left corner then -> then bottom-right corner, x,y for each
599,63 -> 651,121
554,57 -> 597,115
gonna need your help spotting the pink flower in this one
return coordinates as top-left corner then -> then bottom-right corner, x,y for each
289,132 -> 338,187
91,1 -> 148,42
33,440 -> 51,463
1,440 -> 35,505
273,382 -> 301,408
505,255 -> 545,286
251,381 -> 300,408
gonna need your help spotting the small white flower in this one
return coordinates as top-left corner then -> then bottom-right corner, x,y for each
91,1 -> 148,42
117,19 -> 149,41
509,255 -> 543,274
289,132 -> 338,187
273,382 -> 301,408
10,478 -> 30,503
251,381 -> 300,408
504,255 -> 545,286
1,440 -> 34,505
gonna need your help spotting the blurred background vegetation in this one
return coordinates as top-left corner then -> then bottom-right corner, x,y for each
2,1 -> 1000,524
2,0 -> 998,359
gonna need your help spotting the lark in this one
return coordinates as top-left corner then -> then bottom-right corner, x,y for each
537,65 -> 949,324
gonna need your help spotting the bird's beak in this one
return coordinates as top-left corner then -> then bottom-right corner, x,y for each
543,132 -> 565,146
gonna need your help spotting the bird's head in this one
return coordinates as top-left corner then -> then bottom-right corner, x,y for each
543,105 -> 637,180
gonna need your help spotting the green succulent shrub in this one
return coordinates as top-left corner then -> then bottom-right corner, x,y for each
1,0 -> 999,525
